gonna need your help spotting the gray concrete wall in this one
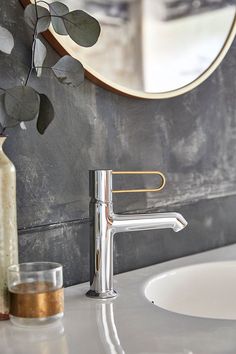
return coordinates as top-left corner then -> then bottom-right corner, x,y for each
1,1 -> 236,286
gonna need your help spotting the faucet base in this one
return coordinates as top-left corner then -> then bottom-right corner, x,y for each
86,289 -> 118,299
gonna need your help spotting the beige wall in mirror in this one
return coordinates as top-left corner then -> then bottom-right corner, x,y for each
28,0 -> 236,98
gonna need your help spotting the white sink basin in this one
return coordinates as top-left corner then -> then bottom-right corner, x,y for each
145,261 -> 236,320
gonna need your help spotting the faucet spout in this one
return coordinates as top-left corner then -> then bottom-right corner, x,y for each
86,170 -> 188,299
112,212 -> 187,234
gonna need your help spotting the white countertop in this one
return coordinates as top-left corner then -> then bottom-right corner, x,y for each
2,244 -> 236,354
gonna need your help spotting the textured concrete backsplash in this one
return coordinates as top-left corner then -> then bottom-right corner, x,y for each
1,1 -> 236,286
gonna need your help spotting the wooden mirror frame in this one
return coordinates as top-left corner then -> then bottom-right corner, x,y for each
20,0 -> 236,99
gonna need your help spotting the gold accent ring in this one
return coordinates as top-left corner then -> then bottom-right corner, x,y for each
112,171 -> 166,193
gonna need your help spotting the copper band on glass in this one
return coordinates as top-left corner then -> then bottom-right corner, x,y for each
9,287 -> 64,318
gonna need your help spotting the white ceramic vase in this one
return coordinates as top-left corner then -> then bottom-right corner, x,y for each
0,136 -> 18,320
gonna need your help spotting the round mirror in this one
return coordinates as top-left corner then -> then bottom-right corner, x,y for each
24,0 -> 236,98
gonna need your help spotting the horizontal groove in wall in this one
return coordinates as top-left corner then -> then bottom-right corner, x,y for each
18,217 -> 90,235
19,190 -> 236,235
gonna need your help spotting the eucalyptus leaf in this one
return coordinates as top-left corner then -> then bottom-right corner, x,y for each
63,10 -> 100,47
4,86 -> 40,122
49,2 -> 69,35
0,94 -> 19,128
52,55 -> 84,87
0,26 -> 14,54
37,94 -> 54,134
34,38 -> 47,77
24,4 -> 51,33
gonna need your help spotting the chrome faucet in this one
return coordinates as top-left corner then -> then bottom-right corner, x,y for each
86,170 -> 187,299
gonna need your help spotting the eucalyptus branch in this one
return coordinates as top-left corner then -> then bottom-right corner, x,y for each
35,1 -> 39,18
24,3 -> 39,86
37,15 -> 61,20
0,0 -> 100,134
34,66 -> 64,71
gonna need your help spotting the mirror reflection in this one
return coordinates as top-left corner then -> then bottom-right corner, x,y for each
48,0 -> 236,94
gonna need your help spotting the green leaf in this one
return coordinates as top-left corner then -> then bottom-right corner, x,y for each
37,94 -> 54,134
63,10 -> 100,47
4,86 -> 40,122
34,38 -> 47,77
52,55 -> 84,87
0,94 -> 19,128
24,4 -> 51,33
49,2 -> 69,35
0,26 -> 14,54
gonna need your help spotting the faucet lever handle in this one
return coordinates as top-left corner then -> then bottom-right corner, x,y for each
111,171 -> 166,194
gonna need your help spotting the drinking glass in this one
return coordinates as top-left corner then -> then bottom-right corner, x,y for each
8,262 -> 64,327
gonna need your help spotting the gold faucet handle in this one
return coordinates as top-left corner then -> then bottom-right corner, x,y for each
111,171 -> 166,194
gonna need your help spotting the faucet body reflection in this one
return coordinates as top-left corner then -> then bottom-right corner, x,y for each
86,170 -> 187,299
96,302 -> 125,354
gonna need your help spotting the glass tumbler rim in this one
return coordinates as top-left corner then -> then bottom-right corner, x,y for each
8,262 -> 62,275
